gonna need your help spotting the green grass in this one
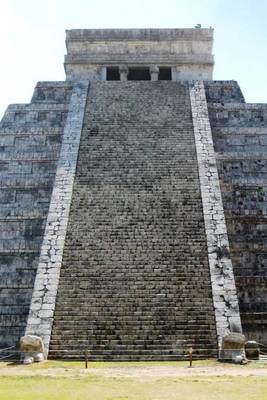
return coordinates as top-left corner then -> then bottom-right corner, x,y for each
1,375 -> 266,400
0,360 -> 266,400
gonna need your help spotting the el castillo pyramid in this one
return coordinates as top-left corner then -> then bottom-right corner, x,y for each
0,28 -> 266,360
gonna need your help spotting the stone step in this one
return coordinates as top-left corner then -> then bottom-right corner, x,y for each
49,81 -> 218,359
48,352 -> 216,361
49,347 -> 216,355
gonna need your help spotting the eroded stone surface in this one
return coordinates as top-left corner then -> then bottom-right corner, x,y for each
0,82 -> 71,350
189,80 -> 242,346
220,332 -> 246,362
65,29 -> 214,81
49,81 -> 218,360
20,334 -> 44,353
25,81 -> 89,354
206,85 -> 267,345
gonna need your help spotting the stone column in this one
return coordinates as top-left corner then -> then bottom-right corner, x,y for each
24,80 -> 90,357
150,65 -> 159,81
101,67 -> 107,81
189,80 -> 242,348
172,67 -> 180,82
119,65 -> 128,81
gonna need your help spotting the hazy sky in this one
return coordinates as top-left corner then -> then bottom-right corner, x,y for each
0,0 -> 266,118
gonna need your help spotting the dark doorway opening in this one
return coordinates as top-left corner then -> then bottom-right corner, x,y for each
159,68 -> 172,81
107,67 -> 120,81
128,68 -> 150,81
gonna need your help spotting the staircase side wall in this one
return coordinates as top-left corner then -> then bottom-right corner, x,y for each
189,81 -> 242,346
25,81 -> 89,354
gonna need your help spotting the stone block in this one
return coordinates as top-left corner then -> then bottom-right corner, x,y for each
219,332 -> 246,362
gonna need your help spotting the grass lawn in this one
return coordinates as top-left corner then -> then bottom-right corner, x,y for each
0,360 -> 266,400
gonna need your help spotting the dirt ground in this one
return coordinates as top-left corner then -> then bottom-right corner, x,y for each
1,359 -> 267,379
88,363 -> 267,379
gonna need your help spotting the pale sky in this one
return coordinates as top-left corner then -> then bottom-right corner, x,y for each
0,0 -> 266,119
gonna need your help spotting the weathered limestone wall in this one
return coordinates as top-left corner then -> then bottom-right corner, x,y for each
206,81 -> 267,344
0,82 -> 72,349
25,81 -> 89,355
189,81 -> 242,346
204,81 -> 245,104
49,81 -> 217,360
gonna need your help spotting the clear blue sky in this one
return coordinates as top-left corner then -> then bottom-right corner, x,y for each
0,0 -> 266,119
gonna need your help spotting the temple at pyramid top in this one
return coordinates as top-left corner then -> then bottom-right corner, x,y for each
64,28 -> 214,81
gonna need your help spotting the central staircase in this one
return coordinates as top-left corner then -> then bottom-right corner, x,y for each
49,81 -> 218,360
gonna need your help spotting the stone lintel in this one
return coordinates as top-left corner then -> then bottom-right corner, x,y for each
64,54 -> 214,65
